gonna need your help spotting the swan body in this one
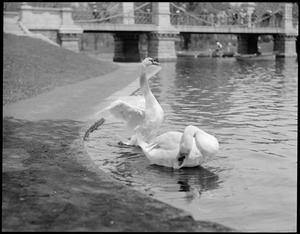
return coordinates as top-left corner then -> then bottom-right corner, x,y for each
137,125 -> 219,169
97,57 -> 163,145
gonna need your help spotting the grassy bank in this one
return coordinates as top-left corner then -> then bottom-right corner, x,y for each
3,33 -> 119,106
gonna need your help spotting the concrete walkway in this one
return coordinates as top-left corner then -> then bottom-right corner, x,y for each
2,62 -> 235,232
3,63 -> 160,121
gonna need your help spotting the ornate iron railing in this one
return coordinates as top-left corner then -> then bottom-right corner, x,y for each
134,10 -> 152,24
4,2 -> 298,29
170,12 -> 284,28
72,10 -> 153,25
169,3 -> 297,29
73,2 -> 153,25
72,10 -> 123,24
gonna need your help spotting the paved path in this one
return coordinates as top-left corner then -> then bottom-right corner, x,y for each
2,62 -> 235,232
3,63 -> 160,121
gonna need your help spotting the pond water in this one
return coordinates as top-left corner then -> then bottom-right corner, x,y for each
84,57 -> 297,232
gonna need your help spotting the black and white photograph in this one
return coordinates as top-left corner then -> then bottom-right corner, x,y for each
3,2 -> 298,232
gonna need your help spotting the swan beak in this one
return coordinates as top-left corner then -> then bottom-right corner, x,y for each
178,154 -> 185,167
177,152 -> 188,168
152,59 -> 160,66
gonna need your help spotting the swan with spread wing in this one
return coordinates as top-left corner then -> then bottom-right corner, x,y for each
137,125 -> 219,169
97,57 -> 164,145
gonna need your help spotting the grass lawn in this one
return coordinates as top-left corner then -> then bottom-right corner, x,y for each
3,33 -> 119,106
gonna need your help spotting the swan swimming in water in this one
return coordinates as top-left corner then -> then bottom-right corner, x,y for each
137,125 -> 219,169
98,57 -> 164,145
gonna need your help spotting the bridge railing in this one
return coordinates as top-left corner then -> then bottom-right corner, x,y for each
170,12 -> 295,29
72,10 -> 122,24
9,2 -> 297,30
72,2 -> 153,25
72,10 -> 153,25
134,9 -> 152,24
169,3 -> 297,29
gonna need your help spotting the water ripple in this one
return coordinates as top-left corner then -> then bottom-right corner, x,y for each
85,57 -> 297,232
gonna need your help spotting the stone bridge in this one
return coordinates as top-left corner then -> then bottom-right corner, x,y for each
4,2 -> 298,61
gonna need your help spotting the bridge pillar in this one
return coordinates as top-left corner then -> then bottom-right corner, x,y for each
113,33 -> 141,62
149,2 -> 179,61
246,3 -> 256,28
148,33 -> 178,61
274,34 -> 297,57
283,3 -> 294,33
121,2 -> 135,25
58,7 -> 83,52
139,33 -> 148,59
272,3 -> 298,57
237,34 -> 259,54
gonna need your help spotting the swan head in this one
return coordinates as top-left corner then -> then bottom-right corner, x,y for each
142,57 -> 160,67
173,126 -> 195,168
175,146 -> 191,168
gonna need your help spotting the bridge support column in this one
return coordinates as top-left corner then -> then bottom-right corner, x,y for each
139,33 -> 148,59
181,33 -> 191,50
283,3 -> 294,32
149,2 -> 179,61
58,7 -> 83,52
272,3 -> 298,58
121,2 -> 135,24
113,33 -> 141,62
237,34 -> 259,54
274,34 -> 297,57
148,33 -> 178,61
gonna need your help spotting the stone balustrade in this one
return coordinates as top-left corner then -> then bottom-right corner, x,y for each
19,3 -> 83,52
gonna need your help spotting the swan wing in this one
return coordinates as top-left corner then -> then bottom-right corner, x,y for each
113,96 -> 145,109
183,142 -> 206,167
107,100 -> 146,129
151,131 -> 182,150
144,132 -> 182,165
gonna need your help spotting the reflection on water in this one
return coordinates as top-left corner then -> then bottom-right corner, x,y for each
85,57 -> 297,232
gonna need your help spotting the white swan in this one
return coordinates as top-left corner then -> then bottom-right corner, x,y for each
99,57 -> 164,145
137,125 -> 219,169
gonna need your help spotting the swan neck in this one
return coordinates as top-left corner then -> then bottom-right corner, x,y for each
139,63 -> 151,96
178,126 -> 196,153
140,64 -> 157,109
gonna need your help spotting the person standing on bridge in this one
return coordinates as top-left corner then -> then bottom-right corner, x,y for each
208,12 -> 215,26
218,8 -> 227,26
92,5 -> 100,19
232,9 -> 239,25
274,10 -> 283,27
100,5 -> 110,23
261,10 -> 272,27
227,6 -> 234,25
239,9 -> 246,25
202,7 -> 209,26
251,9 -> 258,28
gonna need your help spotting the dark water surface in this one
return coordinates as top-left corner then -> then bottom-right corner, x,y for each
85,57 -> 297,232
